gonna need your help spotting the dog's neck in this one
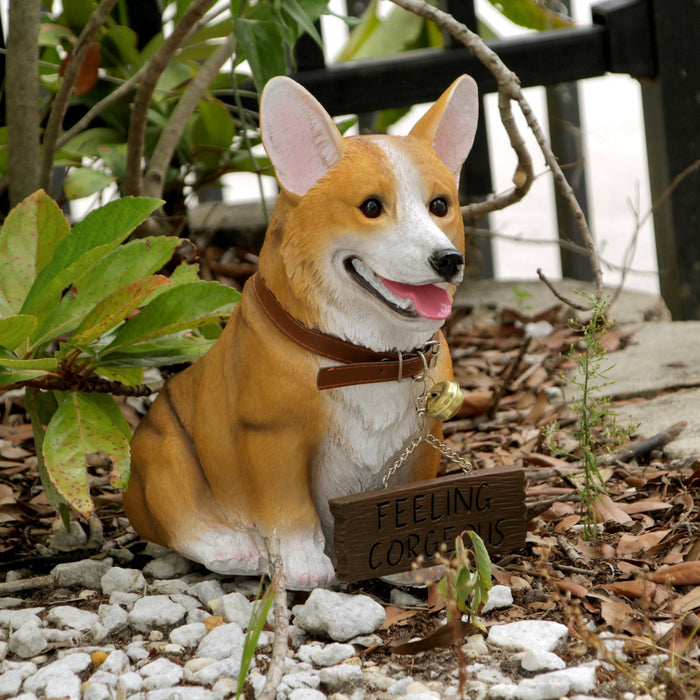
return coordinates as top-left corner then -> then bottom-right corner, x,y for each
251,273 -> 439,390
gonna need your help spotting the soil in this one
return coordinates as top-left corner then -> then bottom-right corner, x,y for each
1,251 -> 698,697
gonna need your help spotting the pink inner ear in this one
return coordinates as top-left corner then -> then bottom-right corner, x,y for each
432,83 -> 478,181
261,78 -> 343,197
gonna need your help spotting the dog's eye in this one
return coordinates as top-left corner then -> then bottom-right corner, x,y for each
429,197 -> 448,217
360,198 -> 383,218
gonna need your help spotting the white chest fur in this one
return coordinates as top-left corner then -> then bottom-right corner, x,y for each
311,377 -> 421,551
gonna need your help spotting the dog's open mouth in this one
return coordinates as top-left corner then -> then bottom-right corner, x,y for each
345,257 -> 452,320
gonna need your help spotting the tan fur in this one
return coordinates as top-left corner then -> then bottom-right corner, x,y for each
124,76 -> 478,589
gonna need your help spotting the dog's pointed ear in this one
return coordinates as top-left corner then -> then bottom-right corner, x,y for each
409,75 -> 479,183
260,77 -> 343,198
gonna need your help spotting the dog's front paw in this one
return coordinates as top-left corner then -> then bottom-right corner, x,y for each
279,532 -> 336,591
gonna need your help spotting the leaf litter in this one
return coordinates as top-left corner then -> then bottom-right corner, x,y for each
0,261 -> 698,695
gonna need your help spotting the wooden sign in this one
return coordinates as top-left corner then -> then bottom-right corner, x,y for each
330,466 -> 526,582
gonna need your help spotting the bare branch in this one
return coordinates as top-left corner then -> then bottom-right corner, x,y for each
56,65 -> 148,150
258,535 -> 289,700
390,0 -> 602,297
7,0 -> 41,206
124,0 -> 216,196
39,0 -> 120,192
143,34 -> 236,200
537,268 -> 592,311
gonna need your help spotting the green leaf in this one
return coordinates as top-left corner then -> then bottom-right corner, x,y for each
94,365 -> 143,386
237,582 -> 275,698
97,144 -> 128,181
20,197 -> 162,319
0,315 -> 38,351
104,281 -> 238,353
234,18 -> 286,91
44,392 -> 131,517
98,335 -> 216,368
0,350 -> 58,387
26,389 -> 71,525
39,23 -> 76,47
72,275 -> 172,345
63,168 -> 116,200
61,128 -> 122,159
61,0 -> 98,32
273,0 -> 324,48
0,190 -> 71,314
486,0 -> 574,30
465,530 -> 492,590
30,236 -> 179,349
100,25 -> 140,68
0,353 -> 58,372
339,2 -> 425,61
191,99 -> 235,151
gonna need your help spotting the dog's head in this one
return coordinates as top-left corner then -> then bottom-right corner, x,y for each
259,75 -> 478,352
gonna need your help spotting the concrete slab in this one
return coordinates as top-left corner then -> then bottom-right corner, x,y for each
613,388 -> 700,460
598,322 -> 700,400
455,278 -> 671,325
593,322 -> 700,458
455,281 -> 700,459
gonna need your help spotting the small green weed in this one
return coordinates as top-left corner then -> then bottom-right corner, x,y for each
546,291 -> 635,538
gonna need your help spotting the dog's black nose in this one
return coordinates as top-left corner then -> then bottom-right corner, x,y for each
430,249 -> 464,281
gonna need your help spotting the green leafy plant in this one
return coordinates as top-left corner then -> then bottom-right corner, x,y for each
0,189 -> 239,524
437,530 -> 492,629
546,291 -> 634,538
4,0 -> 336,214
236,579 -> 276,699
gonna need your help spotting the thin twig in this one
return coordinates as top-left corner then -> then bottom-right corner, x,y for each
143,33 -> 236,200
608,158 -> 700,307
56,64 -> 149,150
124,0 -> 216,196
39,0 -> 119,192
258,535 -> 289,700
390,0 -> 602,298
537,268 -> 591,311
488,336 -> 531,418
0,575 -> 54,595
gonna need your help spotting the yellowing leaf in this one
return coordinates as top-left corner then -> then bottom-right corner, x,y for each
43,393 -> 131,517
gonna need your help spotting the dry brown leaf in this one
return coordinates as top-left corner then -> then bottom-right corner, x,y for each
541,501 -> 576,519
617,530 -> 671,557
381,605 -> 422,629
457,390 -> 493,418
554,580 -> 588,598
593,494 -> 633,525
618,498 -> 672,515
669,586 -> 700,615
521,452 -> 571,469
601,580 -> 657,599
649,561 -> 700,586
554,514 -> 581,532
390,618 -> 472,654
600,543 -> 616,558
524,390 -> 548,424
0,444 -> 31,460
600,598 -> 638,631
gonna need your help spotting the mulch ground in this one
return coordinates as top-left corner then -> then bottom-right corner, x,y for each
1,250 -> 698,697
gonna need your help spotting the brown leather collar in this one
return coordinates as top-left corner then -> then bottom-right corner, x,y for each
251,273 -> 438,390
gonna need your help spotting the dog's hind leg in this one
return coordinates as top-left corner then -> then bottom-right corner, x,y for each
124,380 -> 268,577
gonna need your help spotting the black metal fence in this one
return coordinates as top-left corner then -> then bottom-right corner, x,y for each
290,0 -> 699,320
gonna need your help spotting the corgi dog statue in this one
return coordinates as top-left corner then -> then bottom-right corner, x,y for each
124,74 -> 479,590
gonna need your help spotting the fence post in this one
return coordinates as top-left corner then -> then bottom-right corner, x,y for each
640,0 -> 700,320
442,0 -> 495,279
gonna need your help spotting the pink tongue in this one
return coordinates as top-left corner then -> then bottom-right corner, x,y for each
379,277 -> 452,320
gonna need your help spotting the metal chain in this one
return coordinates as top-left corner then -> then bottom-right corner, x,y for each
383,352 -> 472,488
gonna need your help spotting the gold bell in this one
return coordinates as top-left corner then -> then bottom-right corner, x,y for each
424,380 -> 463,421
